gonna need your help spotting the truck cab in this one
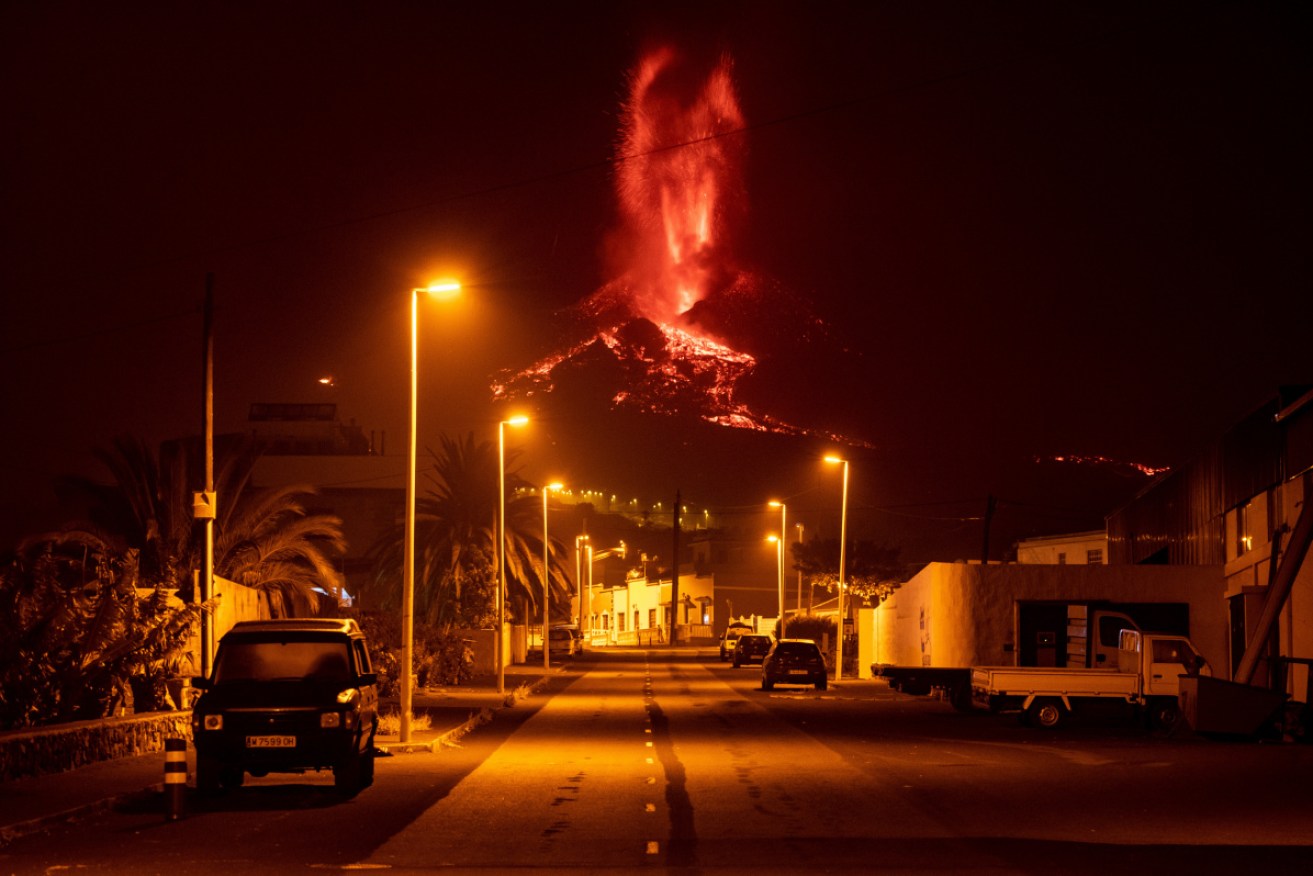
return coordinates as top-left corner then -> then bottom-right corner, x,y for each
1117,629 -> 1211,700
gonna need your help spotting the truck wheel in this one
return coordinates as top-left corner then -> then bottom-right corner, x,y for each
1149,699 -> 1183,733
1027,698 -> 1066,729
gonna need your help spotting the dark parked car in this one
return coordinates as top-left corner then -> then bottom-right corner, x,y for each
719,625 -> 752,661
761,639 -> 828,690
732,633 -> 773,667
191,619 -> 379,796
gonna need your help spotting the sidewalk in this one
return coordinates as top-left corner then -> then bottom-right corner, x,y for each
0,666 -> 554,846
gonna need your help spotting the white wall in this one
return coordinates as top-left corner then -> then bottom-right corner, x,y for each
870,563 -> 1227,671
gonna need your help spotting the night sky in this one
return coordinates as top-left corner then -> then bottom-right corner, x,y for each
3,2 -> 1309,559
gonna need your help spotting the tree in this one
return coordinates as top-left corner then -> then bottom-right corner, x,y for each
0,535 -> 205,728
791,537 -> 905,607
367,432 -> 571,629
53,434 -> 347,617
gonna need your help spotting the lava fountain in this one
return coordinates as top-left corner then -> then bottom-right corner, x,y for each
494,47 -> 867,447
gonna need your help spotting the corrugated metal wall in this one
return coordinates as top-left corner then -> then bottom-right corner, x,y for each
1107,392 -> 1310,567
1107,446 -> 1224,565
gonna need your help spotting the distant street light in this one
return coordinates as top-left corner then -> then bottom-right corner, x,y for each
402,280 -> 461,743
767,534 -> 784,639
795,522 -> 805,620
768,500 -> 787,637
575,534 -> 590,637
497,415 -> 529,695
542,482 -> 563,668
824,455 -> 849,681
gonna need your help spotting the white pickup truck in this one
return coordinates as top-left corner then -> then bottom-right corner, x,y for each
971,629 -> 1211,729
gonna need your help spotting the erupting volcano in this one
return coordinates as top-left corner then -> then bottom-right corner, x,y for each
493,47 -> 870,448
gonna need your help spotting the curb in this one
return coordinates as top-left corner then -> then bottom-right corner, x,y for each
380,672 -> 553,755
378,707 -> 494,755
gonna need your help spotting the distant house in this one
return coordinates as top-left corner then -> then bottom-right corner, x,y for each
1015,530 -> 1108,565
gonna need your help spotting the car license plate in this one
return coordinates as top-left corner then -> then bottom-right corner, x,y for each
788,670 -> 809,676
246,735 -> 296,748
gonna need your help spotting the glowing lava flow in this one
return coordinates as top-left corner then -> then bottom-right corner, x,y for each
493,47 -> 869,448
1039,454 -> 1171,478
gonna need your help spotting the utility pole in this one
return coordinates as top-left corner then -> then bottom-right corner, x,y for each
196,274 -> 217,676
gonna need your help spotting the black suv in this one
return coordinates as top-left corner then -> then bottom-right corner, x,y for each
191,619 -> 379,796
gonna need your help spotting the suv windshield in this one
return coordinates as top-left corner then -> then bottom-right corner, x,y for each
215,639 -> 351,683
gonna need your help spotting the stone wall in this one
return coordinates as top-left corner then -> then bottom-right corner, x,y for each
0,711 -> 192,783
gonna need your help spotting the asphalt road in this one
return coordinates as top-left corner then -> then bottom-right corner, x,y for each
2,652 -> 1311,874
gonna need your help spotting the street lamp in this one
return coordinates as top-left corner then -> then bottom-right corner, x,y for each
824,455 -> 849,681
767,534 -> 784,639
401,280 -> 460,744
584,542 -> 594,641
575,534 -> 589,637
795,522 -> 805,619
497,415 -> 529,695
542,482 -> 563,669
768,500 -> 787,638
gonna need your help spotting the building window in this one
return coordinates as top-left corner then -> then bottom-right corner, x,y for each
1057,552 -> 1067,565
648,608 -> 657,629
1235,496 -> 1268,558
1086,549 -> 1103,565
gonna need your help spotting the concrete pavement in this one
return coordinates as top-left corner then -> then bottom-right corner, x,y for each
0,647 -> 864,846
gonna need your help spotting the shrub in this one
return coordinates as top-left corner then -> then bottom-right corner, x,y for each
350,610 -> 475,697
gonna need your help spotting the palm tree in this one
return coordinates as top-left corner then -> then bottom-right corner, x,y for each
53,434 -> 347,617
367,432 -> 571,629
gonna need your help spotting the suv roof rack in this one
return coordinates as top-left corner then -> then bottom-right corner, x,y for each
228,618 -> 362,636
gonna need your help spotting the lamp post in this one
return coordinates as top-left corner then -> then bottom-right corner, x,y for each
541,482 -> 562,668
497,415 -> 529,695
575,534 -> 589,638
401,281 -> 460,744
767,534 -> 784,639
824,455 -> 849,681
795,522 -> 805,619
768,500 -> 786,637
584,543 -> 594,641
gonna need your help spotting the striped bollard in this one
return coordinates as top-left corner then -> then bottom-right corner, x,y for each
164,738 -> 187,820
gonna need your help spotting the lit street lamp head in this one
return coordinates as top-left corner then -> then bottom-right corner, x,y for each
415,281 -> 461,300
